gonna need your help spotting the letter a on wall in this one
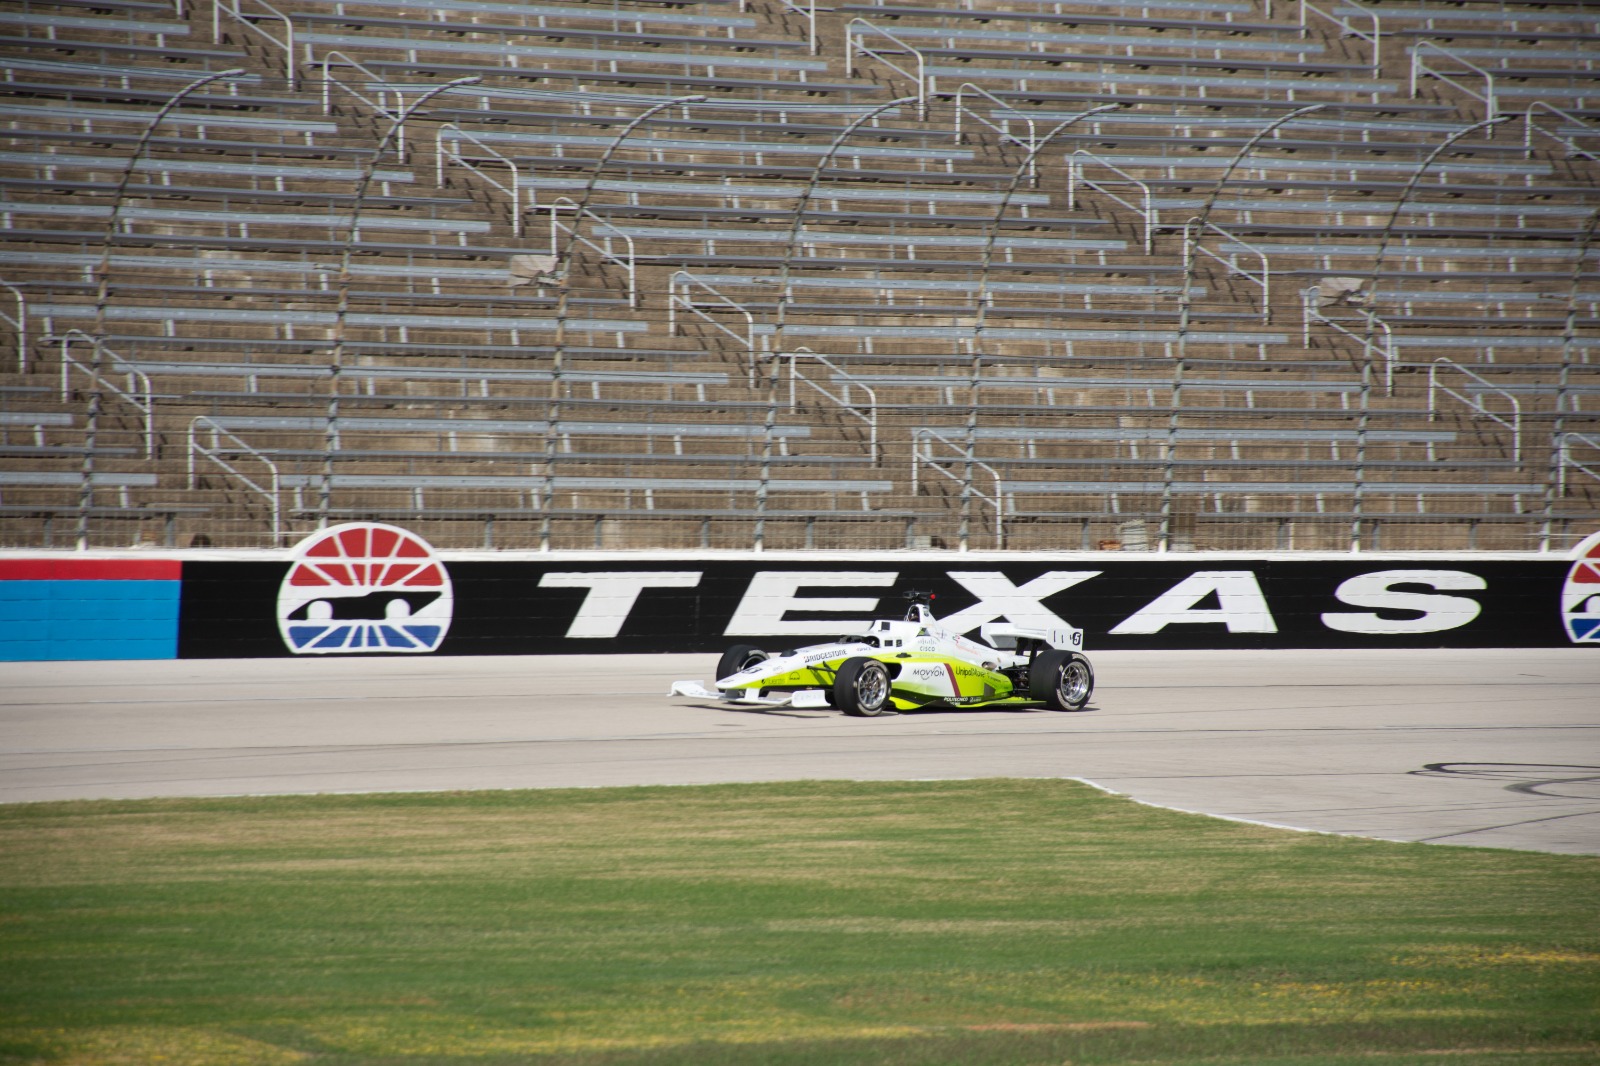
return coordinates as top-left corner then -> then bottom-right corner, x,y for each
1109,571 -> 1278,635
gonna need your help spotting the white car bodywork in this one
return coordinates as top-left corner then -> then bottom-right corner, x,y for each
670,602 -> 1086,709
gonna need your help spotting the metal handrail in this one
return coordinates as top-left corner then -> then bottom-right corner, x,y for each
214,0 -> 294,87
320,51 -> 436,155
912,428 -> 1006,547
1301,0 -> 1381,80
1428,357 -> 1522,463
547,197 -> 637,307
955,82 -> 1039,176
1183,216 -> 1272,323
1300,289 -> 1400,394
846,20 -> 927,119
437,123 -> 523,236
55,330 -> 154,458
774,0 -> 818,55
1557,431 -> 1600,495
1524,101 -> 1600,164
187,416 -> 282,542
1,279 -> 26,373
787,347 -> 878,464
320,50 -> 385,117
321,54 -> 476,159
1068,150 -> 1158,254
1412,41 -> 1498,119
668,271 -> 759,383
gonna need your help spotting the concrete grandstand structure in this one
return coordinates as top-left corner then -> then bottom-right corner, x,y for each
0,0 -> 1596,552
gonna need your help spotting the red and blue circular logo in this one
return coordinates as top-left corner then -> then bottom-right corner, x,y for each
277,524 -> 453,654
1561,530 -> 1600,644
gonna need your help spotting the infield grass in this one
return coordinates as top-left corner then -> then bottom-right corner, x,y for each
1,779 -> 1595,1066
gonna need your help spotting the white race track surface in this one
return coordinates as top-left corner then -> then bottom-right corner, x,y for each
2,649 -> 1597,854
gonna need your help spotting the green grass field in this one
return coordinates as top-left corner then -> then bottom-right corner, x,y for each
1,779 -> 1595,1066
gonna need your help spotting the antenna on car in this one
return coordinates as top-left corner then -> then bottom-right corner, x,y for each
902,589 -> 935,621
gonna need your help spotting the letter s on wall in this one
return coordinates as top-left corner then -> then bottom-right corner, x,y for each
1320,570 -> 1486,635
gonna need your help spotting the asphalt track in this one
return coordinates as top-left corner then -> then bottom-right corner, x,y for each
2,649 -> 1597,854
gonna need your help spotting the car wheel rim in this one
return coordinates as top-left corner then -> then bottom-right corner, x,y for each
857,666 -> 888,710
1059,661 -> 1090,704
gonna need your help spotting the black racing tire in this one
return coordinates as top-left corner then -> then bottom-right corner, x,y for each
834,656 -> 892,717
716,644 -> 769,683
1029,650 -> 1094,712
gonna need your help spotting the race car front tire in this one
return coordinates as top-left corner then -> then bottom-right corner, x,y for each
834,657 -> 891,717
716,644 -> 769,683
1029,650 -> 1094,711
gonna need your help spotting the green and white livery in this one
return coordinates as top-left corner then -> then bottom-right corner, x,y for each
670,593 -> 1093,717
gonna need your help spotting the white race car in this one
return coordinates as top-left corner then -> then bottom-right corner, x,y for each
671,592 -> 1093,716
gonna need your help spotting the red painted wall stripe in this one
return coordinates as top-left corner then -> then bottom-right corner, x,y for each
0,559 -> 182,581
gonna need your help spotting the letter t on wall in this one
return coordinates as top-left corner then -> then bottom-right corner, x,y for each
539,572 -> 702,639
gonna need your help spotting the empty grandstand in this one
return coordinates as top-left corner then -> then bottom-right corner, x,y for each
1,0 -> 1595,552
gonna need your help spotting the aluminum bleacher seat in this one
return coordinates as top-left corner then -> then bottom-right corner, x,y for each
196,413 -> 807,444
287,2 -> 866,98
839,1 -> 1273,37
319,0 -> 752,33
1227,240 -> 1594,284
35,303 -> 646,342
1344,2 -> 1598,33
0,199 -> 492,241
107,358 -> 725,400
272,472 -> 894,514
0,411 -> 76,452
614,222 -> 1120,257
287,8 -> 789,54
0,471 -> 162,521
438,123 -> 969,174
1068,147 -> 1552,185
0,147 -> 411,189
765,324 -> 1287,356
298,32 -> 824,79
840,0 -> 1395,111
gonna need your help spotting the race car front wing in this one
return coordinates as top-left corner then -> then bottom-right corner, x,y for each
668,680 -> 831,709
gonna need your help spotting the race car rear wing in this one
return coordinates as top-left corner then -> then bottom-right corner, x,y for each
979,621 -> 1086,653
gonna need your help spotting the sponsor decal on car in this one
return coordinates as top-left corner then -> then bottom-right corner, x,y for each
899,661 -> 959,696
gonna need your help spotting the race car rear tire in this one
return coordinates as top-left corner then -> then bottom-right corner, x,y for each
716,644 -> 768,683
835,657 -> 891,717
1029,650 -> 1094,711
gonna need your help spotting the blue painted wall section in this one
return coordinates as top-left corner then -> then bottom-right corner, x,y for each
0,559 -> 181,661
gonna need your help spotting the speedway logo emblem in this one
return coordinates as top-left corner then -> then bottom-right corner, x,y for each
277,524 -> 452,654
1561,531 -> 1600,643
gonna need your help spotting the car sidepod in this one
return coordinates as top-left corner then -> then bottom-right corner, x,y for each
880,655 -> 1017,709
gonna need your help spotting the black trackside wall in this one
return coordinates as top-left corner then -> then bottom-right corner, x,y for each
178,556 -> 1587,659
